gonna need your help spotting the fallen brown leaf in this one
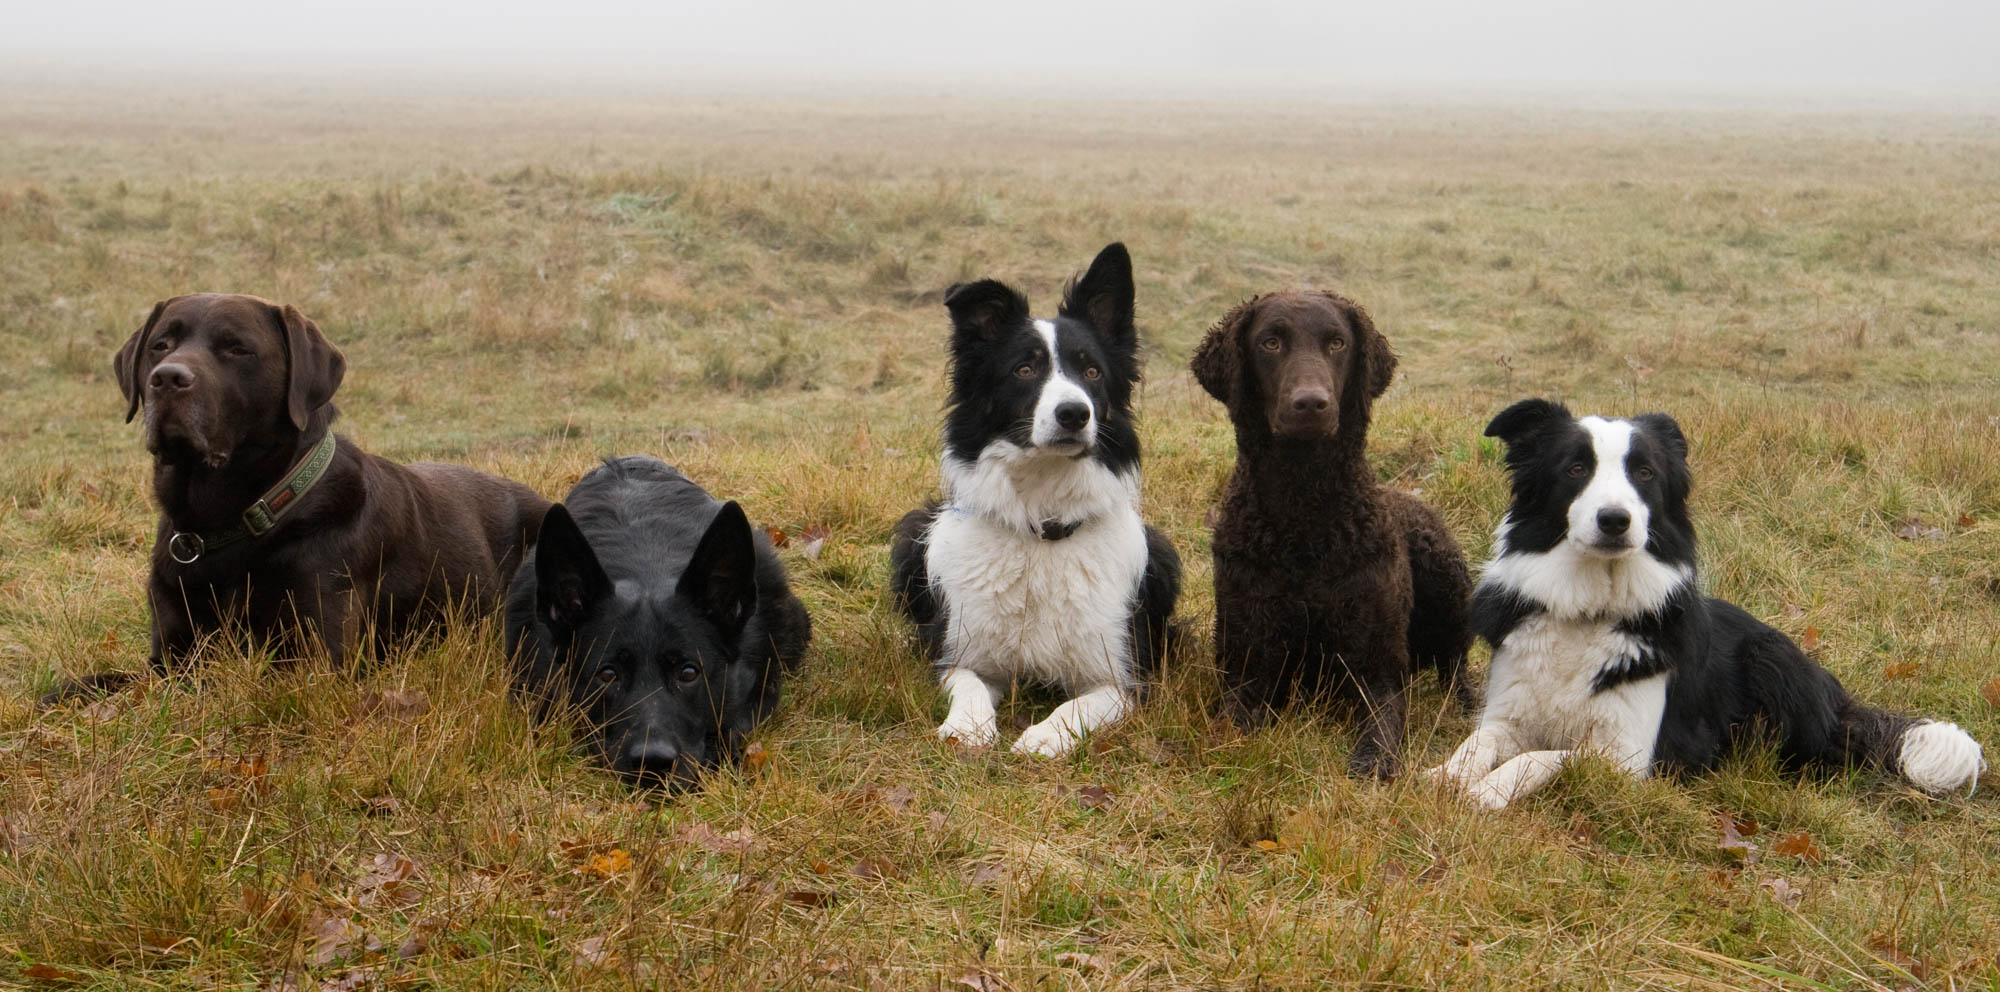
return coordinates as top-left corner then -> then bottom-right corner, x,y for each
208,787 -> 241,812
1760,876 -> 1803,907
680,823 -> 762,854
1780,601 -> 1806,620
1981,678 -> 2000,709
951,970 -> 1003,991
1770,831 -> 1825,865
783,888 -> 836,908
355,689 -> 431,722
1959,512 -> 1978,528
355,854 -> 419,909
851,856 -> 901,881
1068,784 -> 1116,810
79,698 -> 120,723
1884,661 -> 1921,680
1718,815 -> 1758,864
308,916 -> 378,967
742,741 -> 769,776
1865,934 -> 1930,979
797,524 -> 830,560
582,848 -> 632,879
1054,951 -> 1109,972
766,526 -> 789,548
1800,627 -> 1821,653
21,963 -> 85,983
574,935 -> 616,970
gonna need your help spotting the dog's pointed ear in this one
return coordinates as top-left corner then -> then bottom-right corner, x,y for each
1484,398 -> 1573,461
114,300 -> 170,423
943,280 -> 1029,344
536,504 -> 611,633
1192,296 -> 1259,405
272,303 -> 346,431
1059,242 -> 1135,346
679,501 -> 758,644
1335,295 -> 1397,400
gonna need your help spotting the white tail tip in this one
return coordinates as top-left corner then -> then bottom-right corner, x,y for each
1899,721 -> 1986,795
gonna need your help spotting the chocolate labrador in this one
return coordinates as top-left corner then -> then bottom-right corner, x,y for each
49,293 -> 548,700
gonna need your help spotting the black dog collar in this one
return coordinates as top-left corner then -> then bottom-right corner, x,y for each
167,432 -> 338,564
1038,519 -> 1083,542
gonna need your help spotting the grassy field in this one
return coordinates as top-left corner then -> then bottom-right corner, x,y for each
3,70 -> 2000,989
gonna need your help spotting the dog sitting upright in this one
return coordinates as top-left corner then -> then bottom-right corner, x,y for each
66,293 -> 548,696
1431,399 -> 1984,808
505,457 -> 811,787
891,243 -> 1182,757
1192,291 -> 1472,778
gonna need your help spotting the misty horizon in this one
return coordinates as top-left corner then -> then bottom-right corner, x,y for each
7,0 -> 2000,107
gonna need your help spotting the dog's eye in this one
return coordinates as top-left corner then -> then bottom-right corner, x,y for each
676,662 -> 701,684
1327,338 -> 1346,352
150,339 -> 171,353
1082,366 -> 1101,381
1566,462 -> 1589,479
1259,336 -> 1281,352
224,344 -> 254,358
595,666 -> 618,684
1014,363 -> 1035,379
1632,465 -> 1655,481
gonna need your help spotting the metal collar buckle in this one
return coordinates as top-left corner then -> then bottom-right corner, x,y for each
168,531 -> 206,564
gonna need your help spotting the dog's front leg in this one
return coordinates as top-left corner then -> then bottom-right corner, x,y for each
1467,749 -> 1572,810
936,668 -> 1002,747
1014,685 -> 1132,757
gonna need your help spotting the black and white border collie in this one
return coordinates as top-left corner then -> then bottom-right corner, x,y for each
1431,398 -> 1983,809
891,243 -> 1182,757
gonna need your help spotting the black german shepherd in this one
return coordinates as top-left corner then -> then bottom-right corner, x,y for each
505,456 -> 811,787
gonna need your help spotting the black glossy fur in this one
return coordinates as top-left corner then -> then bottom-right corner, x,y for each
505,457 -> 810,787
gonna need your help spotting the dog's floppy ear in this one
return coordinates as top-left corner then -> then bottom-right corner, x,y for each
536,504 -> 612,634
943,280 -> 1029,343
272,303 -> 346,431
114,300 -> 170,423
1484,399 -> 1573,465
679,501 -> 759,645
1306,292 -> 1396,401
1058,242 -> 1135,346
1192,296 -> 1259,405
1333,295 -> 1397,400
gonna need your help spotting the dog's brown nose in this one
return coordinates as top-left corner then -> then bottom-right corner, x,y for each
1289,387 -> 1330,414
149,363 -> 194,393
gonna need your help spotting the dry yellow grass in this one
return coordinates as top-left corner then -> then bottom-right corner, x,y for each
2,70 -> 1998,989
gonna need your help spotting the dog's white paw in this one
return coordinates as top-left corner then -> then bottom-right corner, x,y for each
1464,778 -> 1516,811
1011,720 -> 1079,758
1899,720 -> 1986,794
937,714 -> 998,749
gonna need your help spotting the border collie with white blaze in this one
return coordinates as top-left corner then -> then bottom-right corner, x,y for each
891,243 -> 1181,757
1431,399 -> 1983,809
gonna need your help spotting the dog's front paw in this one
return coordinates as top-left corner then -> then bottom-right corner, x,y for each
1011,720 -> 1079,758
937,714 -> 998,749
1348,747 -> 1401,781
1464,778 -> 1516,811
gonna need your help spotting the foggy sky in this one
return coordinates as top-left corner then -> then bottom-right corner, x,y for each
9,0 -> 1999,101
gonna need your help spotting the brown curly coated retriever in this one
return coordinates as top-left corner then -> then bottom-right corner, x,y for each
1192,291 -> 1473,778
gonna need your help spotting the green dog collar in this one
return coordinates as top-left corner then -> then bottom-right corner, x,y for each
167,432 -> 338,564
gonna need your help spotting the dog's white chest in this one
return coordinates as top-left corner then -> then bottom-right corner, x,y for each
926,508 -> 1148,691
1483,614 -> 1666,757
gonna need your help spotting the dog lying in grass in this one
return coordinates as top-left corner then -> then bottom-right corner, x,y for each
505,456 -> 810,787
1431,399 -> 1985,808
50,293 -> 546,702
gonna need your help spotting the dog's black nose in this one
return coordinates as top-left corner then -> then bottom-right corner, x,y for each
1597,508 -> 1631,536
149,363 -> 194,392
1290,387 -> 1330,414
623,740 -> 681,782
1054,401 -> 1091,431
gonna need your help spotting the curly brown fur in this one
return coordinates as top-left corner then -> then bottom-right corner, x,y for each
1193,291 -> 1473,778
